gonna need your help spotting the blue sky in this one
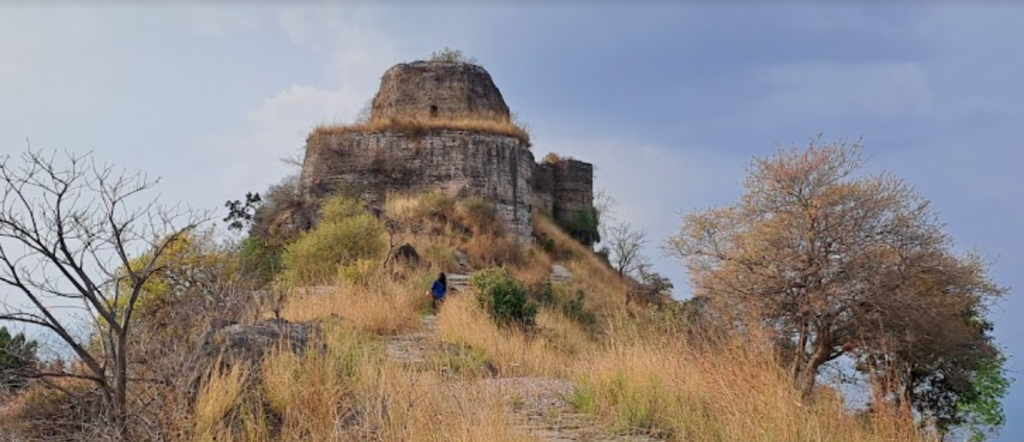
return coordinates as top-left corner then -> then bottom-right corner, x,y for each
1,2 -> 1022,439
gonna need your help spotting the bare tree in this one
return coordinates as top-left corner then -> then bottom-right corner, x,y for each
606,221 -> 649,278
0,149 -> 206,438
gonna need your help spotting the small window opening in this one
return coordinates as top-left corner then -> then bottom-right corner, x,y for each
429,105 -> 438,118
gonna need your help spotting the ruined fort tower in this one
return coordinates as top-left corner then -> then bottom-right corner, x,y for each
298,60 -> 595,242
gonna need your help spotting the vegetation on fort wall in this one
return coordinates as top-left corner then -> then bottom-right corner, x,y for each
312,115 -> 531,147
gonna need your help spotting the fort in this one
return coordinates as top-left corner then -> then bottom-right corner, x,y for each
297,60 -> 595,243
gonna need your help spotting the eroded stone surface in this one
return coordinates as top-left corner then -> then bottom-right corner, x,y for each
371,61 -> 511,122
296,61 -> 596,243
301,130 -> 535,241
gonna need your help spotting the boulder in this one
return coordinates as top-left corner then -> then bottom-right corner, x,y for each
393,243 -> 421,266
199,318 -> 315,364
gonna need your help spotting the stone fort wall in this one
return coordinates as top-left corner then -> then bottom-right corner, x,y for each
296,60 -> 594,242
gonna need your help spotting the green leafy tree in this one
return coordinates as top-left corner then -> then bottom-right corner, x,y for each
223,192 -> 262,232
0,326 -> 38,392
955,352 -> 1012,441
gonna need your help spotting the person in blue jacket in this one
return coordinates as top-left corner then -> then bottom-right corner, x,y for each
428,272 -> 447,311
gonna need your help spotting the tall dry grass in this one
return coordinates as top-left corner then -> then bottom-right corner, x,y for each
280,272 -> 425,336
193,361 -> 252,441
435,294 -> 579,377
532,214 -> 631,319
570,337 -> 933,442
191,324 -> 535,442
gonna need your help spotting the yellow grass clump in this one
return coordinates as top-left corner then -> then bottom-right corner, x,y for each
280,272 -> 425,336
193,361 -> 252,441
570,337 -> 932,442
435,294 -> 573,377
191,324 -> 535,442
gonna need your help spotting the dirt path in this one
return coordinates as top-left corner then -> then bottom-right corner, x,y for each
385,314 -> 661,442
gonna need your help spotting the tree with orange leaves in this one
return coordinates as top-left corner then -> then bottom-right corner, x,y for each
665,138 -> 1008,438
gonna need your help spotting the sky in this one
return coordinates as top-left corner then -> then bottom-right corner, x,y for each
1,1 -> 1022,439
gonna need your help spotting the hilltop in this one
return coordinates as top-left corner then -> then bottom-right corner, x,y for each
0,50 -> 994,442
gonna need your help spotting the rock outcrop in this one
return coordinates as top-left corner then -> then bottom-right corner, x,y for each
199,319 -> 314,363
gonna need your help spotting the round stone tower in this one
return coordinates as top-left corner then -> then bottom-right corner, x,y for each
370,61 -> 511,122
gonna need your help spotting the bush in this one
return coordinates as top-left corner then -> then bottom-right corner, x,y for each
282,199 -> 386,285
470,268 -> 537,328
428,47 -> 479,64
238,236 -> 283,287
565,207 -> 600,246
535,283 -> 597,331
319,197 -> 365,223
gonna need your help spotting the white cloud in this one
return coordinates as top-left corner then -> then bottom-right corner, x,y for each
186,4 -> 405,214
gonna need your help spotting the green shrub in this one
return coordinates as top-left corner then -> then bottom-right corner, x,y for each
428,47 -> 479,64
0,326 -> 38,392
239,236 -> 283,287
282,211 -> 385,285
470,268 -> 537,328
535,282 -> 597,331
564,207 -> 600,245
569,383 -> 597,414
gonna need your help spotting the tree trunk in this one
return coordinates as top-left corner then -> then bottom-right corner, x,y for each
798,341 -> 831,399
791,320 -> 809,381
114,332 -> 129,440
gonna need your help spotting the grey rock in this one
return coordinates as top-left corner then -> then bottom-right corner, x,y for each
200,318 -> 314,363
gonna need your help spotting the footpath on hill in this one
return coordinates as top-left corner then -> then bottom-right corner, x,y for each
384,273 -> 661,442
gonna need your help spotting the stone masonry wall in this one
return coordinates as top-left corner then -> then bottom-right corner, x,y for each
371,61 -> 511,122
299,130 -> 535,241
534,159 -> 594,228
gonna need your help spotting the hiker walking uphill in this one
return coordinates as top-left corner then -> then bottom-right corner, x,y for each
428,272 -> 447,311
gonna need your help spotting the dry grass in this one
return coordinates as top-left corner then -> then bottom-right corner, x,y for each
313,115 -> 530,147
532,214 -> 631,319
191,323 -> 534,442
180,194 -> 936,442
383,191 -> 523,273
281,274 -> 424,336
435,294 -> 572,377
352,362 -> 535,442
465,233 -> 523,268
193,361 -> 251,441
570,337 -> 932,442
